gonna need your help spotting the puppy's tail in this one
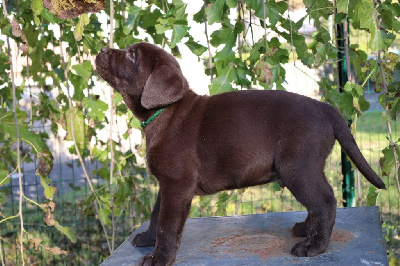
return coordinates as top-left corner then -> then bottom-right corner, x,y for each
329,105 -> 386,189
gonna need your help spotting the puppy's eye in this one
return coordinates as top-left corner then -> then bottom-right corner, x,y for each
128,52 -> 136,63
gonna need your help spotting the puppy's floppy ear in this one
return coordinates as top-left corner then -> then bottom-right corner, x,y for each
141,65 -> 185,109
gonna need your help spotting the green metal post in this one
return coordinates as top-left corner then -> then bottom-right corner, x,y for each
336,20 -> 355,207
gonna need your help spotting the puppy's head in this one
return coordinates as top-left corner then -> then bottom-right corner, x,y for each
95,42 -> 187,109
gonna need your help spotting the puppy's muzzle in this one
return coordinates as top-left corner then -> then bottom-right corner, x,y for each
96,47 -> 111,71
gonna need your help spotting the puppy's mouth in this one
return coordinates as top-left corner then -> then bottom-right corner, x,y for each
95,51 -> 119,90
95,53 -> 110,77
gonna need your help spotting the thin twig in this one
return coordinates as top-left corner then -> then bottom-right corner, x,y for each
2,3 -> 25,264
203,1 -> 213,81
343,18 -> 352,83
0,214 -> 20,225
361,67 -> 376,87
109,2 -> 114,48
249,10 -> 255,46
0,235 -> 4,266
378,52 -> 400,193
237,2 -> 243,60
59,25 -> 112,253
262,0 -> 267,44
108,0 -> 116,252
237,1 -> 245,90
287,0 -> 296,64
26,56 -> 33,129
161,0 -> 166,48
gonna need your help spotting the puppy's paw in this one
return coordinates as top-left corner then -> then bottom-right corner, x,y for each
139,253 -> 171,266
291,240 -> 326,257
133,232 -> 156,247
291,221 -> 308,237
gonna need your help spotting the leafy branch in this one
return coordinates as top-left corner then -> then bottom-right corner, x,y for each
378,52 -> 400,194
2,1 -> 25,263
108,0 -> 116,252
59,24 -> 111,253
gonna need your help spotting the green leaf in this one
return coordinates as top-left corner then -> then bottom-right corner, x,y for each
185,38 -> 207,57
171,24 -> 189,48
72,60 -> 92,79
226,0 -> 237,8
338,91 -> 355,120
155,17 -> 173,34
366,185 -> 381,206
98,207 -> 111,226
129,115 -> 141,130
174,1 -> 188,20
0,191 -> 8,205
114,177 -> 134,206
337,0 -> 349,14
369,30 -> 395,52
341,82 -> 370,114
41,8 -> 59,24
92,167 -> 110,181
40,175 -> 56,200
69,73 -> 85,101
0,170 -> 10,186
281,16 -> 306,32
210,63 -> 236,94
353,95 -> 370,113
113,92 -> 124,105
379,5 -> 394,30
349,0 -> 396,51
210,26 -> 236,47
0,117 -> 48,154
32,0 -> 44,25
215,44 -> 235,62
83,98 -> 108,121
269,182 -> 282,192
0,110 -> 54,177
245,0 -> 286,27
65,107 -> 85,152
54,221 -> 77,243
206,0 -> 226,25
124,5 -> 141,35
73,14 -> 90,41
304,0 -> 334,25
281,31 -> 308,60
380,145 -> 400,176
215,191 -> 230,216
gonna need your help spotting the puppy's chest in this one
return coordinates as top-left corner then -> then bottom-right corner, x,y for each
146,135 -> 198,179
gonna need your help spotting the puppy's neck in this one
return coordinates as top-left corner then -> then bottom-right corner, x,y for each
121,94 -> 156,122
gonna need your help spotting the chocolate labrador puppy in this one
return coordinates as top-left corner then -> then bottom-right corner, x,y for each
96,42 -> 386,265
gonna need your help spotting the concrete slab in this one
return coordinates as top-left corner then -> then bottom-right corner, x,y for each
102,207 -> 388,266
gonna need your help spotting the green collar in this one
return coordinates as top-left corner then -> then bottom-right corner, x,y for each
140,108 -> 165,128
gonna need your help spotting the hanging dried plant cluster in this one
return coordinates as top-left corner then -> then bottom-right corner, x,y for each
11,18 -> 29,55
42,0 -> 106,19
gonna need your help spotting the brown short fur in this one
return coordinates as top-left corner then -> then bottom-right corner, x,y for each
96,42 -> 386,265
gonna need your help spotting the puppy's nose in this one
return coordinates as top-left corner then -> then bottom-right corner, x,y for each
100,47 -> 109,53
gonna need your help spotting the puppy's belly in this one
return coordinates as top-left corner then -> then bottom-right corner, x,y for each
195,170 -> 282,196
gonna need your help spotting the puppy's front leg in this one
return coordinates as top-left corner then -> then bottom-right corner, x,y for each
139,185 -> 193,266
133,192 -> 161,247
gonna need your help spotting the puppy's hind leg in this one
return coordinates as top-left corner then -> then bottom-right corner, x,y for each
280,167 -> 336,257
132,192 -> 161,247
